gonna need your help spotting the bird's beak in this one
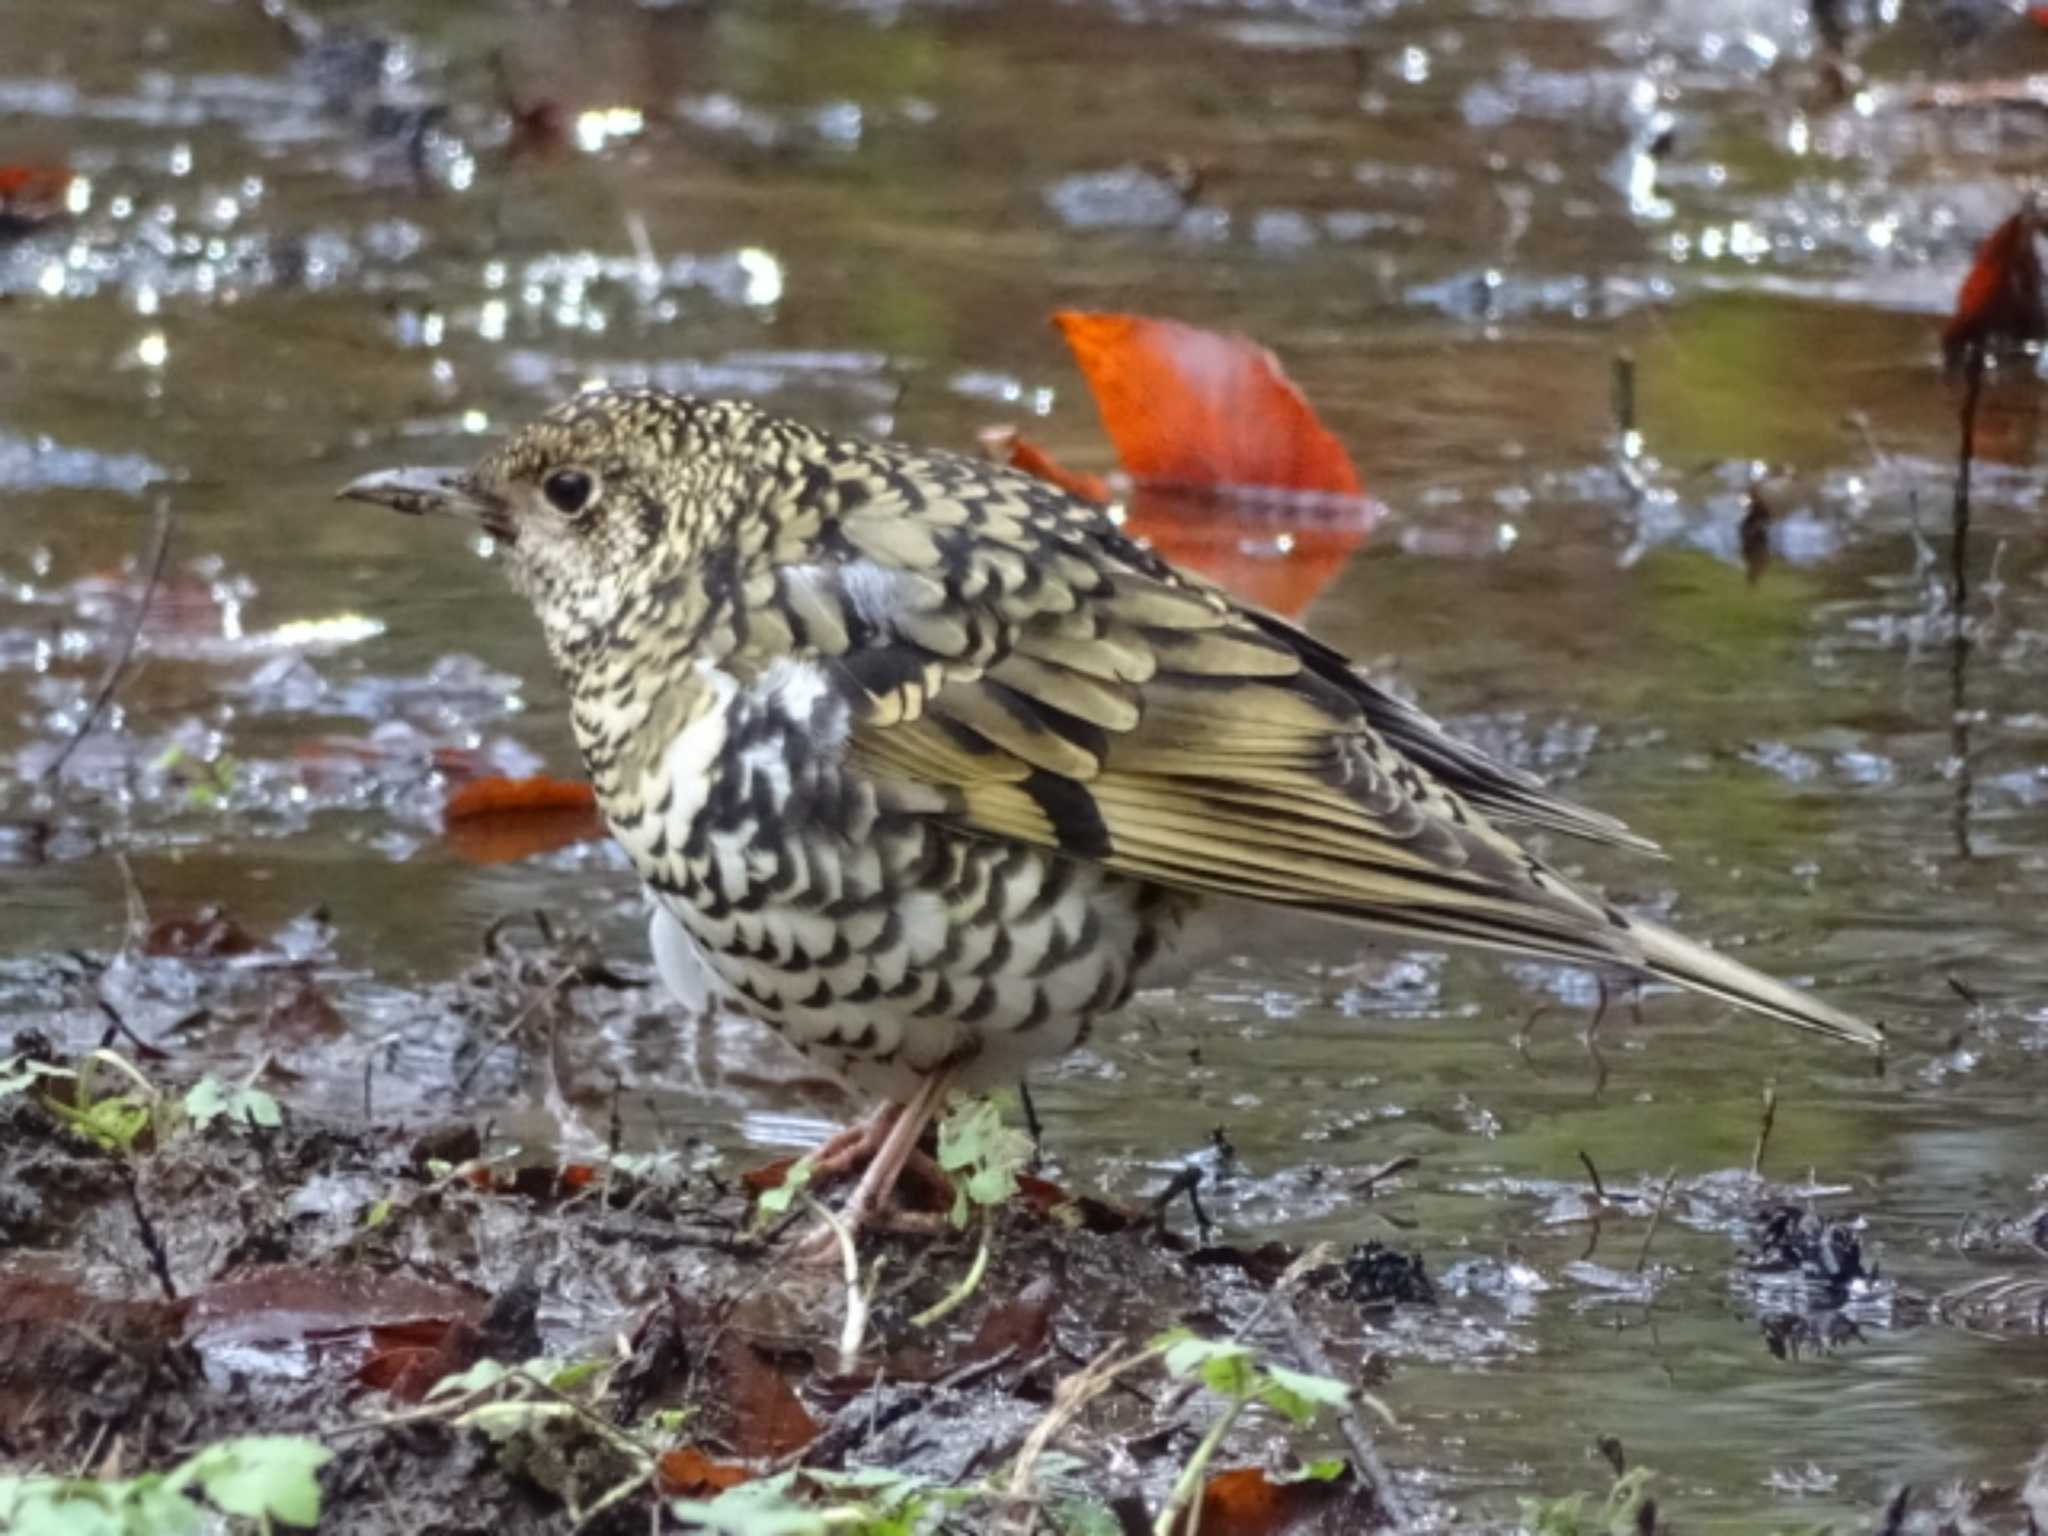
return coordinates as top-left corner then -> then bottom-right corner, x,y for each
337,467 -> 515,540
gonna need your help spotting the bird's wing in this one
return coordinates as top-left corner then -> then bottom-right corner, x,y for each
798,464 -> 1649,973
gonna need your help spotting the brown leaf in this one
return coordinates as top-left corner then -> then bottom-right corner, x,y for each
964,1290 -> 1052,1363
442,774 -> 606,864
356,1317 -> 483,1401
1945,207 -> 2046,365
145,905 -> 260,959
266,970 -> 347,1041
186,1264 -> 490,1344
716,1332 -> 820,1458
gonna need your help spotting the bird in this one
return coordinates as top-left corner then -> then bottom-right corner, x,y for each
341,388 -> 1883,1242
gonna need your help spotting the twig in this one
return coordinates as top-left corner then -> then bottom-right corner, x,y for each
1153,1395 -> 1248,1536
1348,1155 -> 1418,1196
1578,1149 -> 1608,1203
804,1194 -> 869,1373
1003,1341 -> 1164,1535
1953,341 -> 1985,622
118,1163 -> 178,1301
1749,1079 -> 1778,1178
1633,1167 -> 1678,1273
1275,1294 -> 1410,1530
42,495 -> 175,783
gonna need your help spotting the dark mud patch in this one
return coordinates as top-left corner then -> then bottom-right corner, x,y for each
0,1030 -> 1424,1533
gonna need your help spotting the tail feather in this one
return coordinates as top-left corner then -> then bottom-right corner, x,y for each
1631,918 -> 1883,1051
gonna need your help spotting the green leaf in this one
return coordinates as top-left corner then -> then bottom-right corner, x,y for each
426,1358 -> 513,1399
45,1093 -> 152,1153
184,1077 -> 282,1133
1275,1458 -> 1348,1485
0,1482 -> 130,1536
182,1077 -> 228,1128
1051,1498 -> 1126,1536
753,1155 -> 815,1225
935,1097 -> 1030,1226
179,1435 -> 332,1528
1158,1334 -> 1261,1401
455,1401 -> 576,1442
546,1357 -> 607,1393
669,1474 -> 827,1536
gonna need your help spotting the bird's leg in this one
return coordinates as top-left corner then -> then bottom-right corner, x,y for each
805,1100 -> 901,1179
793,1068 -> 955,1262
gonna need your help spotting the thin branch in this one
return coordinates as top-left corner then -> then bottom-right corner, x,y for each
42,496 -> 175,783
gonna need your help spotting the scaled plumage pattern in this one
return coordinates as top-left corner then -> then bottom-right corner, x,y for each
342,390 -> 1881,1222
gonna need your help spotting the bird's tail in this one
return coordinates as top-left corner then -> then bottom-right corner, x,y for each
1631,918 -> 1883,1052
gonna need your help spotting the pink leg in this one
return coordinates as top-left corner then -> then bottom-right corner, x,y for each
805,1101 -> 900,1179
793,1069 -> 954,1262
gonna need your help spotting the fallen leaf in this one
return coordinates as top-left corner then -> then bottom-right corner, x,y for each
979,426 -> 1112,503
356,1317 -> 482,1401
716,1332 -> 820,1458
442,774 -> 606,864
1178,1464 -> 1352,1535
1052,311 -> 1360,496
146,905 -> 261,959
0,164 -> 74,238
186,1264 -> 489,1346
657,1446 -> 751,1498
1045,311 -> 1376,617
1125,487 -> 1372,620
1944,207 -> 2046,366
964,1289 -> 1053,1363
266,970 -> 348,1041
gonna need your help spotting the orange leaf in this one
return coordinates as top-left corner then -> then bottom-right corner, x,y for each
1945,208 -> 2046,364
1182,1465 -> 1349,1535
657,1446 -> 751,1497
445,774 -> 598,818
0,164 -> 73,236
442,774 -> 606,864
979,426 -> 1111,503
1052,311 -> 1360,496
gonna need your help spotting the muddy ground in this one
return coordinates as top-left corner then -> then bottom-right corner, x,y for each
8,0 -> 2048,1530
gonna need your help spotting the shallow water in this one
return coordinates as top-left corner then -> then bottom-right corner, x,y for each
4,0 -> 2047,1526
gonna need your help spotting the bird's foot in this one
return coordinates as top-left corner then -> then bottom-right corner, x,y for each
789,1070 -> 955,1265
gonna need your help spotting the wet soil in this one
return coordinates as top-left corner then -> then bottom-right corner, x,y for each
6,0 -> 2048,1530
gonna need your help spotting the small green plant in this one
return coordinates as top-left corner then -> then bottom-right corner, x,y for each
1149,1330 -> 1355,1536
153,744 -> 240,808
3,1052 -> 288,1155
183,1074 -> 282,1133
935,1094 -> 1032,1228
18,1050 -> 166,1154
0,1433 -> 331,1534
751,1154 -> 816,1230
1519,1466 -> 1660,1535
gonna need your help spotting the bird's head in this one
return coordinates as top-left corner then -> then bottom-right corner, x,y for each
340,389 -> 770,666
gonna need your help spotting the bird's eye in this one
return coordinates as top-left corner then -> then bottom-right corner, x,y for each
542,467 -> 596,516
